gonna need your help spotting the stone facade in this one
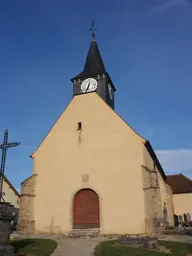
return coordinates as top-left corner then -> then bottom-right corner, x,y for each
158,173 -> 174,226
165,184 -> 174,225
17,174 -> 36,234
142,146 -> 174,235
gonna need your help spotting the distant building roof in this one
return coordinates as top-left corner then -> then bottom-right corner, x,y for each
0,173 -> 20,198
166,174 -> 192,194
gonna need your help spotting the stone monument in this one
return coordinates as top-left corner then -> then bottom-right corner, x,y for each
0,201 -> 16,255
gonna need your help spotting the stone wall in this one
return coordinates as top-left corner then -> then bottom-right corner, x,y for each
17,174 -> 36,234
158,172 -> 174,226
165,184 -> 174,226
142,165 -> 165,235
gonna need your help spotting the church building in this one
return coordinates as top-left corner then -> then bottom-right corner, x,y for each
18,31 -> 174,235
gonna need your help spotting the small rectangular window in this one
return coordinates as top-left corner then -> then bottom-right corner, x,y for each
78,122 -> 82,130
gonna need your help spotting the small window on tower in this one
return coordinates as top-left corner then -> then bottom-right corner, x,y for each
78,122 -> 82,131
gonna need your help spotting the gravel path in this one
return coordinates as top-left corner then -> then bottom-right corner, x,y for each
159,234 -> 192,244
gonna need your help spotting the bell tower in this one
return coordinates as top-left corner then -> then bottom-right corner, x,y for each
71,22 -> 116,109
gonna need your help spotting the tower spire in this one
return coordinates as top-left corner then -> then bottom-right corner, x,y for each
90,21 -> 97,41
71,24 -> 116,109
71,22 -> 106,81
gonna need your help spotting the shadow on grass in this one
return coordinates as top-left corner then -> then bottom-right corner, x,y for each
10,238 -> 57,256
11,239 -> 36,252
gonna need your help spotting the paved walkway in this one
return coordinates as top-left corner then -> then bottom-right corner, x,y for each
51,238 -> 104,256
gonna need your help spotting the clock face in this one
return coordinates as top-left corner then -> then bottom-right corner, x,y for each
81,78 -> 98,93
108,83 -> 113,100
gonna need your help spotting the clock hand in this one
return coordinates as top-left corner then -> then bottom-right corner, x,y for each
86,83 -> 90,92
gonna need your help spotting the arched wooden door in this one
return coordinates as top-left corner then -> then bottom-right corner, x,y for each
73,189 -> 100,229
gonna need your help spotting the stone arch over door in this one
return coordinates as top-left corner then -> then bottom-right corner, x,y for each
73,189 -> 100,229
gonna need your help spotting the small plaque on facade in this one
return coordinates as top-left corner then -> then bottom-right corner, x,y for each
82,174 -> 89,182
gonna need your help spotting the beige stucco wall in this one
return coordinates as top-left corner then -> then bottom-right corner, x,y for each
173,193 -> 192,218
1,179 -> 20,208
32,92 -> 147,235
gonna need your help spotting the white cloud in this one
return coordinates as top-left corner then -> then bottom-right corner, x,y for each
131,0 -> 189,20
153,0 -> 188,12
155,149 -> 192,179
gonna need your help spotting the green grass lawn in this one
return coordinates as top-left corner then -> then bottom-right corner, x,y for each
10,238 -> 57,256
94,240 -> 192,256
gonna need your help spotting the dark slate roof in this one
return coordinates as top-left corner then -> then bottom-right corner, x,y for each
144,140 -> 166,180
71,39 -> 106,81
166,174 -> 192,194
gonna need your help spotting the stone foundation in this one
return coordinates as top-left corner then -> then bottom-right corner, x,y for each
66,228 -> 100,238
118,234 -> 158,249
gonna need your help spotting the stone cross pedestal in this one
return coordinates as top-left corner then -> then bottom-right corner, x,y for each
0,202 -> 16,256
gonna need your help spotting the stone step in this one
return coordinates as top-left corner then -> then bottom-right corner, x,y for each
66,228 -> 100,238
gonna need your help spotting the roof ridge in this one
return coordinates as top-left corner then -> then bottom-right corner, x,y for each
167,174 -> 180,177
182,174 -> 192,183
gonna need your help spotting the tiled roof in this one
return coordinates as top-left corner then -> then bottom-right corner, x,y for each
166,174 -> 192,194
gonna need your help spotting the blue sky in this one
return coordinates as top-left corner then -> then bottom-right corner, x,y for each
0,0 -> 192,192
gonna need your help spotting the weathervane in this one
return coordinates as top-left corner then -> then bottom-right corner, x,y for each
0,129 -> 20,209
90,21 -> 97,40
